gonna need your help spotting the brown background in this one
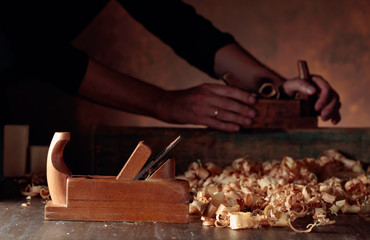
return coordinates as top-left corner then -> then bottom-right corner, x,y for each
6,0 -> 370,173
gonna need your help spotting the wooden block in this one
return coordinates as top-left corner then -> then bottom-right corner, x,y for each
67,177 -> 189,203
66,199 -> 184,209
254,99 -> 300,118
45,177 -> 189,223
116,141 -> 151,180
251,116 -> 317,128
250,99 -> 317,128
45,200 -> 189,223
29,145 -> 49,174
3,125 -> 29,177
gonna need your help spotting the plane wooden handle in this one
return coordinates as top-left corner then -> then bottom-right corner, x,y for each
46,132 -> 72,206
297,60 -> 310,81
297,60 -> 318,117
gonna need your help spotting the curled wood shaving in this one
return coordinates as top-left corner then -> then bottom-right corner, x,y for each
178,150 -> 370,232
40,187 -> 50,199
258,82 -> 280,99
20,184 -> 49,198
288,219 -> 317,233
16,172 -> 49,200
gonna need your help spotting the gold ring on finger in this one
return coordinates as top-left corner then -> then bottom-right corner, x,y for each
214,110 -> 219,118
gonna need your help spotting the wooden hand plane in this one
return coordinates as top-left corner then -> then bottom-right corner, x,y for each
44,132 -> 189,223
222,60 -> 318,129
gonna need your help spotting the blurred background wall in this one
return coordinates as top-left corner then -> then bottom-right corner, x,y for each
5,0 -> 370,173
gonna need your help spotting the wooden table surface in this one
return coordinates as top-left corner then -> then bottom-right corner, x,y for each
1,180 -> 369,240
2,127 -> 370,240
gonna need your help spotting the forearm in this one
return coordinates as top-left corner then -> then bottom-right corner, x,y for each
77,59 -> 166,118
214,43 -> 285,92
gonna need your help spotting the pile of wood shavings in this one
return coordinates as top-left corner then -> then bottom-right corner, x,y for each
177,150 -> 370,232
16,173 -> 50,206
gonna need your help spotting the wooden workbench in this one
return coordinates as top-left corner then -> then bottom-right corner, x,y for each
1,127 -> 369,240
0,191 -> 369,240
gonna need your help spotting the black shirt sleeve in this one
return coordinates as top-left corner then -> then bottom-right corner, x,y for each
12,42 -> 89,94
117,0 -> 236,78
1,0 -> 235,94
0,0 -> 107,94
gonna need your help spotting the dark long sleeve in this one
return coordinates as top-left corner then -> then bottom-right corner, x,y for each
0,0 -> 108,94
118,0 -> 236,78
13,43 -> 89,94
0,0 -> 236,94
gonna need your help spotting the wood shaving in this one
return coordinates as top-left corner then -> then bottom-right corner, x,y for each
177,150 -> 369,232
20,184 -> 49,198
258,82 -> 280,99
21,195 -> 32,207
15,172 -> 50,208
15,172 -> 50,199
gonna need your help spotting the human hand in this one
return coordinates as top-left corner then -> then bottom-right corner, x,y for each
158,83 -> 257,132
281,75 -> 341,124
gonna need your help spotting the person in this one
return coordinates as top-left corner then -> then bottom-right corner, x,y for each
0,0 -> 341,133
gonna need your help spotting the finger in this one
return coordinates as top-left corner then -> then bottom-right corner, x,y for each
311,75 -> 332,111
282,79 -> 316,97
331,110 -> 341,125
189,102 -> 242,132
207,84 -> 256,105
320,97 -> 340,121
210,108 -> 253,127
204,116 -> 241,132
332,100 -> 342,124
209,96 -> 257,119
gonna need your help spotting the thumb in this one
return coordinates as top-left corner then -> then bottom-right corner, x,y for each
282,78 -> 317,97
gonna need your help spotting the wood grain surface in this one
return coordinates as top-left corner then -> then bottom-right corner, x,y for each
251,99 -> 317,128
115,141 -> 151,180
0,196 -> 369,240
46,132 -> 71,206
66,178 -> 188,202
45,178 -> 189,223
93,127 -> 370,175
